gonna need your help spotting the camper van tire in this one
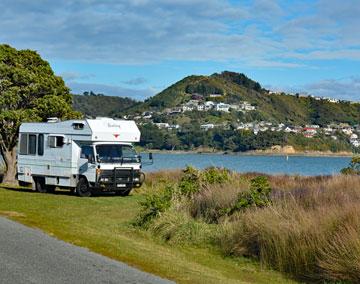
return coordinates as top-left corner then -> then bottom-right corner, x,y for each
76,177 -> 92,197
33,177 -> 47,193
115,189 -> 131,196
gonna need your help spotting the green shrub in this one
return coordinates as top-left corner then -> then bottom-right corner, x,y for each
135,185 -> 174,227
341,156 -> 360,175
223,176 -> 272,215
178,166 -> 201,197
202,167 -> 230,185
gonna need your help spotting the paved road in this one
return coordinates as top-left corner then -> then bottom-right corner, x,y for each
0,217 -> 174,284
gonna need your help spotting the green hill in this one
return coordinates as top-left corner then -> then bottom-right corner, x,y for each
73,92 -> 138,117
127,71 -> 360,126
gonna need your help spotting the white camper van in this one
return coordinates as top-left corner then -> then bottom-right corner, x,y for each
17,117 -> 151,197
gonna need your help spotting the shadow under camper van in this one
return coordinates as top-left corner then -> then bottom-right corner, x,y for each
17,117 -> 151,197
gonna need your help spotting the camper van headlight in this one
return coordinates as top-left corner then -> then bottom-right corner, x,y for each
133,177 -> 140,182
101,177 -> 109,182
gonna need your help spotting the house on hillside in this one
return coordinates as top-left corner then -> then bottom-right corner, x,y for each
204,101 -> 215,110
197,104 -> 205,111
200,124 -> 215,131
215,103 -> 230,112
169,107 -> 182,114
142,111 -> 153,119
303,127 -> 317,138
351,140 -> 360,147
169,124 -> 180,130
209,93 -> 222,98
155,122 -> 170,129
191,93 -> 204,101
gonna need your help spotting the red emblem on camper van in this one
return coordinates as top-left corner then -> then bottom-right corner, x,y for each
114,134 -> 119,138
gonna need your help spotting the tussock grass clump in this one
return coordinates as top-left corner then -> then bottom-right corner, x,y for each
218,175 -> 360,282
149,209 -> 217,246
137,167 -> 360,282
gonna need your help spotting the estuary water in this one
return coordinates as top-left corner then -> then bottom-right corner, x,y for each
143,153 -> 352,176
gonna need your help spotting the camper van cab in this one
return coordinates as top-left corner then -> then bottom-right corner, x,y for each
17,117 -> 150,197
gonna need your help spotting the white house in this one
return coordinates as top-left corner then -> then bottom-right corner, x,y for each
209,93 -> 222,98
155,123 -> 170,129
204,101 -> 215,111
351,140 -> 360,147
197,104 -> 205,111
215,103 -> 230,112
200,124 -> 215,130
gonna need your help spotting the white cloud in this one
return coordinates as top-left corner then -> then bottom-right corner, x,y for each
0,0 -> 359,67
305,77 -> 360,101
122,77 -> 147,85
267,77 -> 360,102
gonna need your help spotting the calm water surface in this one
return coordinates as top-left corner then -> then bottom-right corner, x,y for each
143,153 -> 351,176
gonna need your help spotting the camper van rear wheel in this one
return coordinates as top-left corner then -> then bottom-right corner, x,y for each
46,185 -> 56,193
34,178 -> 47,193
76,177 -> 91,197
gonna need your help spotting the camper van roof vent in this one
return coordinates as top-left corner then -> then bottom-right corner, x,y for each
47,117 -> 60,123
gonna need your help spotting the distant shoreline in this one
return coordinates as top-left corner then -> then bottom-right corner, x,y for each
142,149 -> 355,158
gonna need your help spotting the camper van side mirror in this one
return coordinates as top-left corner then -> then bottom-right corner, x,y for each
149,152 -> 153,160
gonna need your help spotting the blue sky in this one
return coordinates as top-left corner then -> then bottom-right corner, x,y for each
1,0 -> 360,101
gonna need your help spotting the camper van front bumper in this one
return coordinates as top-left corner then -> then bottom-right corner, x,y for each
96,168 -> 144,191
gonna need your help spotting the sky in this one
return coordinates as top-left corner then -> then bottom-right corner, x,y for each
1,0 -> 360,101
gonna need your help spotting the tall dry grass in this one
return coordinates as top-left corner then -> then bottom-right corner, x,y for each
141,170 -> 360,282
218,175 -> 360,282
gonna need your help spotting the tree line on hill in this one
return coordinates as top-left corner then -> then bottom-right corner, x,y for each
139,123 -> 355,153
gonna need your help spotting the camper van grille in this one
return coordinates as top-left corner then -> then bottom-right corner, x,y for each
99,168 -> 135,184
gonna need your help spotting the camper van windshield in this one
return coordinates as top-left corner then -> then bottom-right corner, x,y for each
95,144 -> 139,163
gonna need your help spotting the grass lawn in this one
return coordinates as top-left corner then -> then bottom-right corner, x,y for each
0,186 -> 295,284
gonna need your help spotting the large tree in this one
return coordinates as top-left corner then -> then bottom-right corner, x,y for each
0,44 -> 80,185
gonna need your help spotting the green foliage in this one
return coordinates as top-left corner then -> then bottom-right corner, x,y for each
73,92 -> 137,117
137,166 -> 231,226
202,166 -> 230,184
185,81 -> 223,95
178,166 -> 230,197
341,156 -> 360,175
0,44 -> 80,181
214,71 -> 262,92
135,185 -> 174,227
178,166 -> 201,197
224,176 -> 272,215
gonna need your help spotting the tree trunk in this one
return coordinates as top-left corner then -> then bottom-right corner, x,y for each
2,147 -> 18,186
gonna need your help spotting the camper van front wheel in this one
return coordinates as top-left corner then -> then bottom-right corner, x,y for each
76,177 -> 91,197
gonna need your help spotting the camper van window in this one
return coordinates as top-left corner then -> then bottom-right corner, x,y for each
81,146 -> 94,163
72,123 -> 84,130
96,144 -> 138,163
19,134 -> 28,155
49,136 -> 64,148
28,134 -> 37,155
56,136 -> 65,147
38,134 -> 44,155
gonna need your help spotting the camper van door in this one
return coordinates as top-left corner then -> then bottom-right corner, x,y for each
79,145 -> 96,183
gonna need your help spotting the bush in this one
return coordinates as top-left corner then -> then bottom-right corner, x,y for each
135,185 -> 174,227
178,166 -> 201,197
341,156 -> 360,175
223,176 -> 272,215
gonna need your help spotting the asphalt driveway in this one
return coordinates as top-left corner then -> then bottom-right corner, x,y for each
0,217 -> 174,284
